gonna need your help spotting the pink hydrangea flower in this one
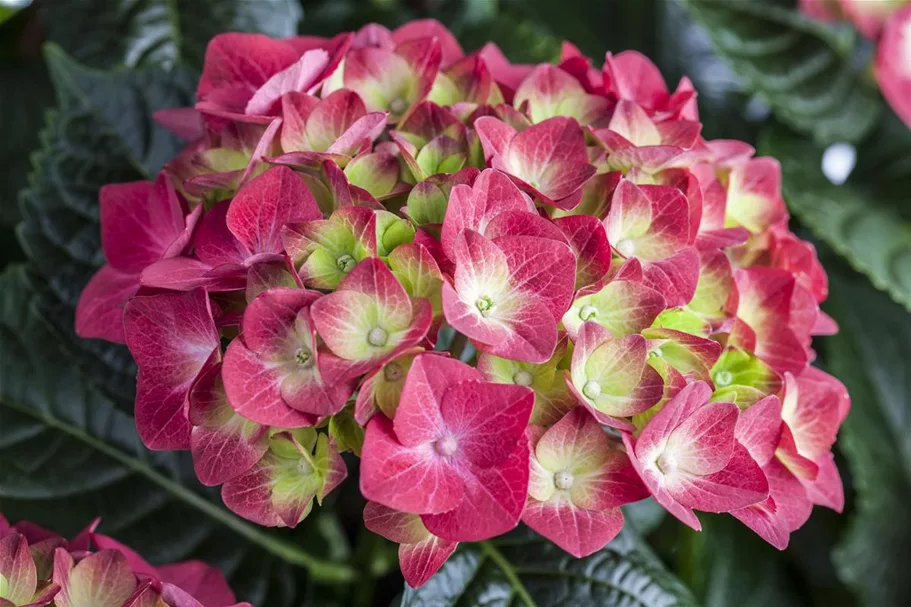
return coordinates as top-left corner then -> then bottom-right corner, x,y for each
0,516 -> 249,607
76,19 -> 851,587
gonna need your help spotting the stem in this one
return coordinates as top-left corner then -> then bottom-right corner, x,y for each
480,541 -> 537,607
5,400 -> 356,584
449,331 -> 469,360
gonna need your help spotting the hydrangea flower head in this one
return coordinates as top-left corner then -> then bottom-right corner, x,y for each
0,516 -> 249,607
77,18 -> 851,587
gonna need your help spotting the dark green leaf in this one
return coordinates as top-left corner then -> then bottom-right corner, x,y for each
401,527 -> 697,607
825,270 -> 911,606
681,0 -> 881,144
657,1 -> 756,143
758,127 -> 911,314
0,266 -> 353,605
504,0 -> 656,60
848,110 -> 911,209
678,515 -> 803,607
2,0 -> 301,226
0,6 -> 54,228
41,0 -> 302,69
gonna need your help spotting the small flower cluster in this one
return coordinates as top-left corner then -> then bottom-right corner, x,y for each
0,515 -> 248,607
802,0 -> 911,128
76,20 -> 850,588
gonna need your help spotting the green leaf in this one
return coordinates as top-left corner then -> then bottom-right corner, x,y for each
400,527 -> 697,606
1,0 -> 301,225
0,7 -> 55,227
825,270 -> 911,606
681,0 -> 881,144
0,266 -> 355,605
0,61 -> 52,227
758,127 -> 911,314
40,0 -> 302,69
657,1 -> 756,143
677,516 -> 803,607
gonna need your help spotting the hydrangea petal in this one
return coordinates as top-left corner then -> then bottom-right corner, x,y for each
124,289 -> 220,450
439,381 -> 534,468
189,363 -> 269,486
359,416 -> 464,514
421,438 -> 530,541
226,166 -> 322,257
75,265 -> 139,344
522,499 -> 624,558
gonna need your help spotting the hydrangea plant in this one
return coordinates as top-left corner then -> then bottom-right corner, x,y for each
0,515 -> 249,607
75,19 -> 850,588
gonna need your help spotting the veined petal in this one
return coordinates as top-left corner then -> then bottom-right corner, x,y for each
226,166 -> 322,257
124,289 -> 220,450
189,363 -> 269,486
75,265 -> 139,344
360,416 -> 463,514
440,381 -> 534,468
522,498 -> 624,558
421,439 -> 530,541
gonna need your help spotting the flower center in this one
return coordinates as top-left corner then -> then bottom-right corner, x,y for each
384,362 -> 404,382
513,370 -> 534,387
554,470 -> 574,490
615,239 -> 636,257
648,347 -> 663,358
582,380 -> 601,400
367,327 -> 389,347
336,254 -> 356,273
655,452 -> 677,475
435,436 -> 458,457
295,348 -> 312,366
475,296 -> 494,317
579,305 -> 598,321
297,457 -> 315,475
714,370 -> 733,387
389,98 -> 408,115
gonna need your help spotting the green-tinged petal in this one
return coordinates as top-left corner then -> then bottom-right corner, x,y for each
372,352 -> 421,418
406,180 -> 449,225
564,280 -> 666,339
345,153 -> 400,198
0,535 -> 37,606
314,433 -> 348,503
651,308 -> 711,336
478,350 -> 574,426
64,551 -> 136,607
535,412 -> 609,477
710,347 -> 782,397
328,407 -> 365,456
428,73 -> 460,106
376,211 -> 416,257
302,248 -> 352,290
389,244 -> 443,320
584,337 -> 647,397
529,455 -> 558,503
710,385 -> 768,408
269,428 -> 318,460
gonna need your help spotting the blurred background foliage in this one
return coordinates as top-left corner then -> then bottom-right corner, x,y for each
0,0 -> 909,605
